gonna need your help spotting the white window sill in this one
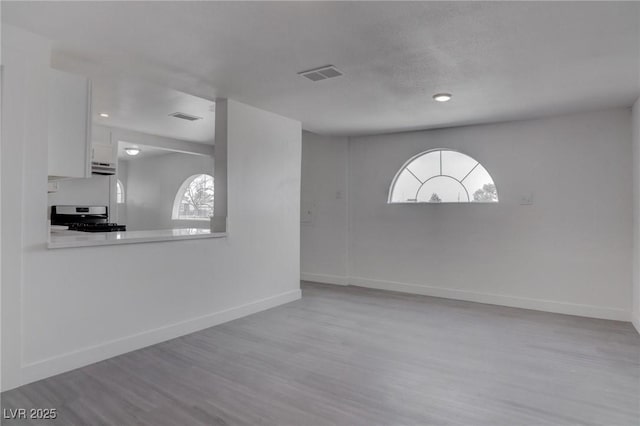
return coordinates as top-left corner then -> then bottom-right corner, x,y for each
48,228 -> 227,249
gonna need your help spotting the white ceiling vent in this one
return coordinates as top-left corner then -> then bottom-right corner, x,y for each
298,65 -> 343,82
169,112 -> 203,121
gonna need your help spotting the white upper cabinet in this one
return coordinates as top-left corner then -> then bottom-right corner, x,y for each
48,68 -> 92,179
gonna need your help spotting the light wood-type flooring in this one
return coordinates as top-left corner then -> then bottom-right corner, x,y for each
2,282 -> 639,425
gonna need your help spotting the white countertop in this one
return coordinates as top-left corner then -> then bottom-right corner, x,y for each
48,228 -> 227,249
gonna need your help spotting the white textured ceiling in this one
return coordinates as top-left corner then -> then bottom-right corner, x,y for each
92,76 -> 215,144
3,1 -> 639,136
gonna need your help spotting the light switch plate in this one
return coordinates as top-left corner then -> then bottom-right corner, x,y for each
519,192 -> 534,205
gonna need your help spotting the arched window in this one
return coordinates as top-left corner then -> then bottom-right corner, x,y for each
172,174 -> 214,220
388,149 -> 498,203
116,179 -> 125,204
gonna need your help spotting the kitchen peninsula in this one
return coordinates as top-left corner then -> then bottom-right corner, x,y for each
48,228 -> 227,249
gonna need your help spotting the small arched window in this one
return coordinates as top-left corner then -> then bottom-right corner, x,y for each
116,179 -> 125,204
388,149 -> 498,203
172,174 -> 214,220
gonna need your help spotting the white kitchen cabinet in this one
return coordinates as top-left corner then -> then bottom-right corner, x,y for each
48,68 -> 92,179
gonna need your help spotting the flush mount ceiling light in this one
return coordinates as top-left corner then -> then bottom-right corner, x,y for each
124,147 -> 141,156
432,93 -> 452,102
99,113 -> 109,118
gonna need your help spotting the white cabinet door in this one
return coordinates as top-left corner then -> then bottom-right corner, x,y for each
48,68 -> 92,179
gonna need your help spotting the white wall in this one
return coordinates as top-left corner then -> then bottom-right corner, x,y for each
123,152 -> 214,231
300,132 -> 349,284
1,26 -> 302,391
1,25 -> 51,391
111,126 -> 216,228
302,109 -> 633,321
1,5 -> 5,392
632,98 -> 640,332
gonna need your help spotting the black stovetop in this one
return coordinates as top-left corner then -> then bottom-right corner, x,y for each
68,223 -> 127,233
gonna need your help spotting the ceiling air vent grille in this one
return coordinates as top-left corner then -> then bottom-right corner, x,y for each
169,112 -> 203,121
298,65 -> 343,82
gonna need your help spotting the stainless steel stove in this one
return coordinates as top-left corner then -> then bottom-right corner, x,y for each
51,205 -> 126,232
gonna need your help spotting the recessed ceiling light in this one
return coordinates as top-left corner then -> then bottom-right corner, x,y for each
99,113 -> 110,118
433,93 -> 452,102
124,147 -> 141,156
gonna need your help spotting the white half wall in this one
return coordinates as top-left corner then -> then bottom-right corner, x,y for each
1,26 -> 302,391
300,132 -> 349,284
1,25 -> 52,392
633,97 -> 640,332
301,109 -> 633,321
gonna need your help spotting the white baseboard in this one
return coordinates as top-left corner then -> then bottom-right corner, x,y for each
349,277 -> 629,321
19,289 -> 301,388
303,274 -> 629,322
301,272 -> 348,286
632,314 -> 640,335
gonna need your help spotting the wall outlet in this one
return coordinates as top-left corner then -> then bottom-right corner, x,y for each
301,202 -> 314,223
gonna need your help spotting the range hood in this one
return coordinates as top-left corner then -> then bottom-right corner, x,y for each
91,142 -> 116,175
91,161 -> 116,175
